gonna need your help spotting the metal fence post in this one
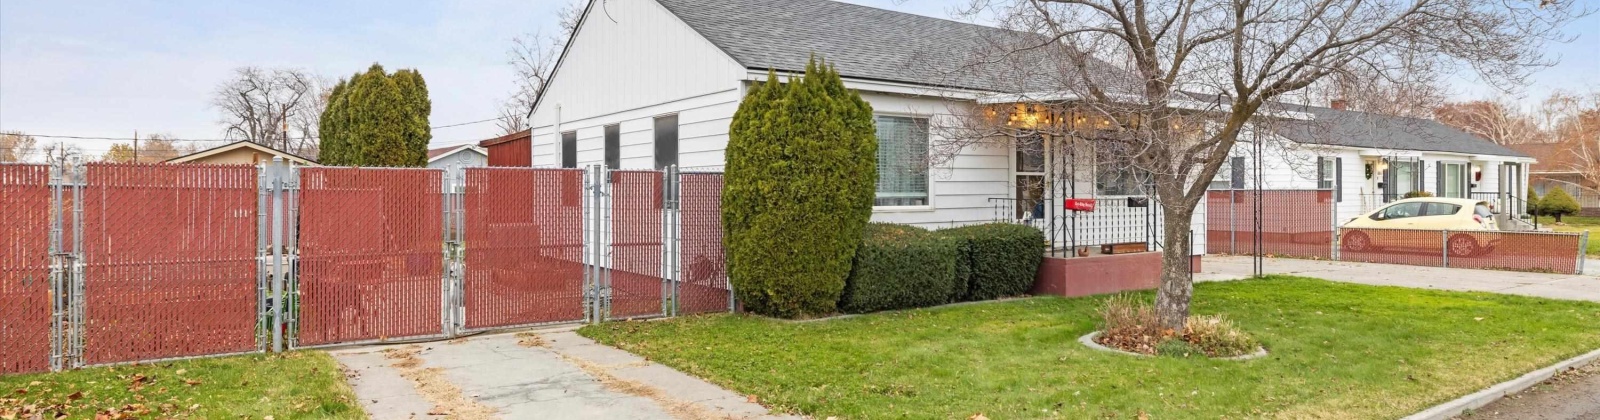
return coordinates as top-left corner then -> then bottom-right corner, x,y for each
270,157 -> 286,353
285,165 -> 301,348
1579,231 -> 1589,275
1229,190 -> 1237,254
1441,229 -> 1450,268
255,163 -> 270,352
70,164 -> 84,368
48,164 -> 64,372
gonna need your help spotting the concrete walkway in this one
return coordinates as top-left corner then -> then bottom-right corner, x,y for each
331,327 -> 789,420
1198,255 -> 1600,302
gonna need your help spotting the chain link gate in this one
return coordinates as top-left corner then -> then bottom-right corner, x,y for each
0,161 -> 734,372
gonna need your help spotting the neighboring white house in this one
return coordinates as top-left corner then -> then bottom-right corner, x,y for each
524,0 -> 1209,256
427,144 -> 488,170
1210,99 -> 1536,227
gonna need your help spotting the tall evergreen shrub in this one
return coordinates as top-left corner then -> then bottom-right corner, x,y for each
723,58 -> 877,317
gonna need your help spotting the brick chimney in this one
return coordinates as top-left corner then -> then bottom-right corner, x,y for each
1331,99 -> 1348,110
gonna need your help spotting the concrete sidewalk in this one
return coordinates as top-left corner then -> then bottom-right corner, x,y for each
331,327 -> 789,420
1199,255 -> 1600,302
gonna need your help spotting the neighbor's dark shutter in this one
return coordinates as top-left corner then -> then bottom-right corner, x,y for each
1230,156 -> 1246,189
604,124 -> 620,169
561,131 -> 577,168
1382,158 -> 1394,201
1335,157 -> 1343,202
654,115 -> 679,169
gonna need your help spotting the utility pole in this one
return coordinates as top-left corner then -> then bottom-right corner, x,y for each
133,130 -> 140,163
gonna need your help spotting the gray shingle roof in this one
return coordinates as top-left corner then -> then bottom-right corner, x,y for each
654,0 -> 1111,93
1269,103 -> 1528,158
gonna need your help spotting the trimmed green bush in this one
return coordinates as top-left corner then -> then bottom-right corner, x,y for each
1542,188 -> 1580,222
1402,190 -> 1434,199
839,224 -> 960,313
939,223 -> 1046,301
723,57 -> 877,318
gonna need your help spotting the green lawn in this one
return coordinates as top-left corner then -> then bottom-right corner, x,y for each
579,276 -> 1600,419
1536,215 -> 1600,255
0,352 -> 362,419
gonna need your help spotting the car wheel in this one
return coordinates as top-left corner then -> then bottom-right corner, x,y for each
1342,231 -> 1371,252
1448,234 -> 1479,258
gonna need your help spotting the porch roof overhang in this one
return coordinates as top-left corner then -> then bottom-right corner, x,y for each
974,92 -> 1317,120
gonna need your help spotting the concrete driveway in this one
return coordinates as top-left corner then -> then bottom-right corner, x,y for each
331,327 -> 790,420
1198,255 -> 1600,302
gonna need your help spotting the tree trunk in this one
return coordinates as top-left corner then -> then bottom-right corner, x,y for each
1154,202 -> 1195,331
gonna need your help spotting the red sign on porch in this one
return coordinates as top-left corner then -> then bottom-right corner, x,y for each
1064,198 -> 1096,212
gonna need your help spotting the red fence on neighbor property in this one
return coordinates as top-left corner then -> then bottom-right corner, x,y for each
1,165 -> 53,374
1340,228 -> 1584,274
462,168 -> 586,329
609,170 -> 665,318
80,163 -> 261,365
296,168 -> 444,346
677,172 -> 730,315
1206,190 -> 1336,259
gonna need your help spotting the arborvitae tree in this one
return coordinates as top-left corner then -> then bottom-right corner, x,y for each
1542,188 -> 1580,222
724,57 -> 877,318
318,64 -> 431,167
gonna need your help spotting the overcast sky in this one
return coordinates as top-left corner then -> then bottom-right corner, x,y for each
2,0 -> 1596,157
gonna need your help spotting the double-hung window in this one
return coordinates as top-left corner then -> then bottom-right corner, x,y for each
875,115 -> 930,207
1317,156 -> 1342,201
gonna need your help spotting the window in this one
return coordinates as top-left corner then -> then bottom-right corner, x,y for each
1438,162 -> 1467,198
1317,157 -> 1342,202
1372,202 -> 1423,220
604,124 -> 620,169
1015,135 -> 1046,218
1096,164 -> 1149,196
1421,202 -> 1462,216
560,131 -> 577,168
1384,158 -> 1421,199
1209,158 -> 1233,190
653,115 -> 678,169
875,115 -> 930,206
1230,156 -> 1246,189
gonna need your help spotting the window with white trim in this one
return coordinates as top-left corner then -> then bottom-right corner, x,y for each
875,115 -> 930,206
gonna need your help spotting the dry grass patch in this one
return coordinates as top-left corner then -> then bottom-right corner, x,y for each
382,345 -> 495,419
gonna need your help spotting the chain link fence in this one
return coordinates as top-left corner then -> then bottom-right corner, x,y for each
0,161 -> 730,373
1208,189 -> 1588,274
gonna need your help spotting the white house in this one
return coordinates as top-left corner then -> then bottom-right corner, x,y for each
523,0 -> 1208,259
1212,99 -> 1536,227
427,144 -> 488,170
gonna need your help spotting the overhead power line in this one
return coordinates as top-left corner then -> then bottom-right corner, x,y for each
4,116 -> 505,143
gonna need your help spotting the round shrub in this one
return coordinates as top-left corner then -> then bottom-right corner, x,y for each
938,223 -> 1045,301
839,223 -> 960,313
723,58 -> 877,318
1542,188 -> 1580,222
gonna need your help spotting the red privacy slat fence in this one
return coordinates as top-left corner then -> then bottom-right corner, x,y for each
609,170 -> 664,319
677,172 -> 730,315
80,163 -> 260,365
1,165 -> 53,373
462,168 -> 586,329
297,168 -> 443,346
1206,190 -> 1336,259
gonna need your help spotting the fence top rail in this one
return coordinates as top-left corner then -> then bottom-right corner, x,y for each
464,166 -> 584,173
83,162 -> 258,170
1338,226 -> 1584,237
300,166 -> 447,173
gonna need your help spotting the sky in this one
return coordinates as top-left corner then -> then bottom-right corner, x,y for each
2,0 -> 1597,158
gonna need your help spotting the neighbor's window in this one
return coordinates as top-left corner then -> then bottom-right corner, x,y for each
875,115 -> 930,206
561,131 -> 577,168
604,124 -> 620,169
1440,162 -> 1467,198
1209,158 -> 1233,190
653,115 -> 678,169
1317,157 -> 1342,202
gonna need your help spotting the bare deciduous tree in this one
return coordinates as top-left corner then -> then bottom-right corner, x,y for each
213,67 -> 328,157
1543,90 -> 1600,185
1434,99 -> 1545,145
935,0 -> 1584,328
1,131 -> 39,163
497,1 -> 585,135
101,134 -> 201,163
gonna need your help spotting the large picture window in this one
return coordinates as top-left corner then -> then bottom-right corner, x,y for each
875,115 -> 930,206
